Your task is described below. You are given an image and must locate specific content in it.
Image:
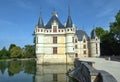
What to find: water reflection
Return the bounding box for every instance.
[0,60,77,82]
[35,64,73,82]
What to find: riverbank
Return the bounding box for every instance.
[0,58,36,62]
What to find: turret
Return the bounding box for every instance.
[90,29,100,57]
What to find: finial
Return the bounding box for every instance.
[40,8,42,17]
[68,5,70,16]
[52,8,58,17]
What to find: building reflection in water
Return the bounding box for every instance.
[35,64,74,82]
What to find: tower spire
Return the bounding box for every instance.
[68,6,70,16]
[66,6,73,28]
[38,8,44,28]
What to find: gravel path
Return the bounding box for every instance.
[79,58,120,82]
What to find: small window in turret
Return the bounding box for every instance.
[41,29,43,32]
[71,29,72,31]
[67,29,69,31]
[38,29,39,32]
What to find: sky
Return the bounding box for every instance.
[0,0,120,49]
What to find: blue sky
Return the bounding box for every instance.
[0,0,120,49]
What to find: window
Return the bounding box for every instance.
[75,53,78,57]
[50,30,51,32]
[72,37,74,43]
[83,39,86,43]
[53,37,57,43]
[75,45,78,49]
[53,26,57,32]
[53,47,57,54]
[67,29,69,31]
[96,43,98,54]
[38,29,39,32]
[83,44,86,49]
[36,37,38,43]
[62,30,63,32]
[75,39,77,43]
[53,74,57,81]
[83,50,86,54]
[41,29,43,32]
[59,30,60,32]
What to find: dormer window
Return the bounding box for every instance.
[53,26,57,32]
[83,39,86,43]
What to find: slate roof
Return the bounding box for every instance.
[45,12,65,29]
[66,16,73,28]
[38,17,44,28]
[76,30,89,41]
[91,29,96,39]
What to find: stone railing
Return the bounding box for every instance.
[68,59,117,82]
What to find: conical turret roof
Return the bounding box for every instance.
[38,16,44,28]
[66,15,73,27]
[91,29,96,39]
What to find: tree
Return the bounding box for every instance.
[109,10,120,55]
[23,45,35,58]
[10,46,22,58]
[0,47,9,59]
[91,27,109,41]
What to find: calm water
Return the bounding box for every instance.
[0,60,77,82]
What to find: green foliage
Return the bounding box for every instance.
[0,60,36,76]
[8,61,22,76]
[10,46,22,58]
[96,27,109,40]
[0,61,7,74]
[93,10,120,56]
[23,45,35,58]
[0,47,9,59]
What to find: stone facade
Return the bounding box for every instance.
[34,11,100,64]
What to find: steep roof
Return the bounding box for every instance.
[45,12,65,29]
[76,30,89,41]
[38,17,44,28]
[91,29,96,39]
[66,15,73,28]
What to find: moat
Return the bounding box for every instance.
[0,60,77,82]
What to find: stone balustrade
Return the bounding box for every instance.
[68,59,117,82]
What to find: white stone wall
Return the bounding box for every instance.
[66,34,75,53]
[37,55,74,64]
[90,37,100,57]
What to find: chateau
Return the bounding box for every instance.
[34,11,100,64]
